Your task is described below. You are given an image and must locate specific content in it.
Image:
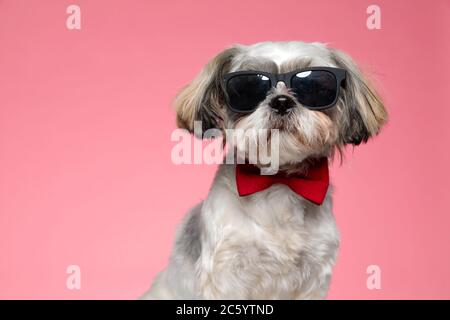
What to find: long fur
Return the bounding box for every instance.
[142,41,387,299]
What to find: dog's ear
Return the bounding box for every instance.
[330,48,388,145]
[174,46,241,138]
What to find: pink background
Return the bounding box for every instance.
[1,0,449,299]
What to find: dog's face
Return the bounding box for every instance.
[175,41,388,166]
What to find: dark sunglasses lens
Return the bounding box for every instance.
[291,70,338,108]
[226,74,271,112]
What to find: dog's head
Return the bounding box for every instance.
[175,41,387,166]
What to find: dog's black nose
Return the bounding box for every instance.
[269,95,295,115]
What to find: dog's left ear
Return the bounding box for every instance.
[174,46,241,138]
[330,48,388,145]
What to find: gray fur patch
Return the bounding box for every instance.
[176,211,202,262]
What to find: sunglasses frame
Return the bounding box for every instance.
[223,67,347,113]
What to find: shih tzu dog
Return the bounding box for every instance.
[143,41,387,299]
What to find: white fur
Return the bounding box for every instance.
[142,41,386,300]
[142,164,339,299]
[232,41,333,69]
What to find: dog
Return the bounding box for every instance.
[142,41,387,299]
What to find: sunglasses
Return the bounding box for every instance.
[223,67,346,113]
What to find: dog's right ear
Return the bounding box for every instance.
[174,46,241,138]
[330,48,388,146]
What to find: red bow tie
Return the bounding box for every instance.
[235,158,329,205]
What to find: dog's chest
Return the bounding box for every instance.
[205,185,323,299]
[239,185,308,252]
